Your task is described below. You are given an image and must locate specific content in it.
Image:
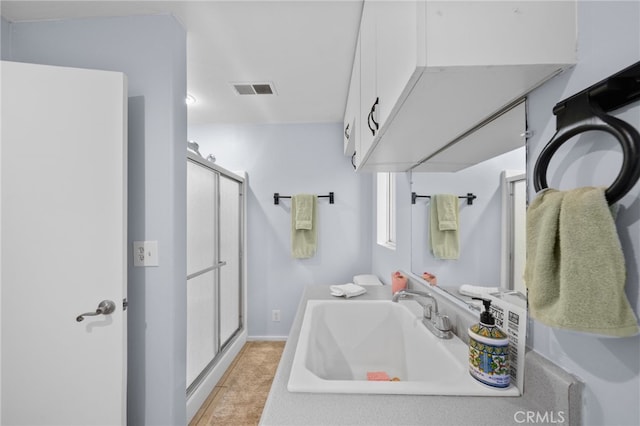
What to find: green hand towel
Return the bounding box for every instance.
[294,194,314,230]
[436,194,459,231]
[524,187,639,337]
[291,194,317,258]
[430,194,460,260]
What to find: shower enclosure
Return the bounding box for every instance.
[186,152,245,404]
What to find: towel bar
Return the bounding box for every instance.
[274,192,334,205]
[533,61,640,204]
[411,192,477,205]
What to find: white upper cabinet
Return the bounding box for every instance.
[348,0,577,172]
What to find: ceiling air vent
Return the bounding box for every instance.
[231,82,276,96]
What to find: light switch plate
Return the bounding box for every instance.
[133,241,159,267]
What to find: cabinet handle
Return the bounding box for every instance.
[367,97,379,136]
[351,152,356,170]
[344,123,350,140]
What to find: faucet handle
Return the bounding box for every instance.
[423,304,433,320]
[434,313,452,332]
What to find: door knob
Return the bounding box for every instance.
[76,300,116,322]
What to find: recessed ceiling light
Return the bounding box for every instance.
[185,94,197,105]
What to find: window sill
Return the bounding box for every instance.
[377,241,397,251]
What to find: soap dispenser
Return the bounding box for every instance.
[468,297,510,388]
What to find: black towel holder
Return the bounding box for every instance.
[274,192,334,205]
[533,61,640,205]
[411,192,477,205]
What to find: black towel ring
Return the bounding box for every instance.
[533,62,640,205]
[533,103,640,204]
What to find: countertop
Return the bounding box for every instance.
[259,285,580,426]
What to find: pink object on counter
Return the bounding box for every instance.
[422,272,437,286]
[391,271,407,294]
[367,371,390,381]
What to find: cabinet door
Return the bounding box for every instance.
[375,0,419,127]
[357,0,419,169]
[358,0,378,167]
[219,175,242,347]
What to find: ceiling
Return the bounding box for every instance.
[1,1,363,125]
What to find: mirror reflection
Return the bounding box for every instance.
[410,102,527,305]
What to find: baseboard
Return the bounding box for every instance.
[186,330,247,423]
[247,335,288,342]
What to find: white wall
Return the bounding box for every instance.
[188,122,373,338]
[525,2,640,425]
[410,147,525,285]
[6,15,188,425]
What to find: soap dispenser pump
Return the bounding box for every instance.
[468,297,510,388]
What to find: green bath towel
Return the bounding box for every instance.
[524,187,639,337]
[291,194,317,259]
[429,194,460,260]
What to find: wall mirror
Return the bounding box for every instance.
[409,101,528,306]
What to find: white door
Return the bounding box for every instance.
[1,61,127,426]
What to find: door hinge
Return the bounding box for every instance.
[123,298,128,311]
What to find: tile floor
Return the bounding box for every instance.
[189,341,286,426]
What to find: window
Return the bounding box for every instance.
[376,172,396,249]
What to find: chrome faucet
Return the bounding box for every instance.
[392,289,453,339]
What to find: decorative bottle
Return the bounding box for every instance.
[468,297,510,388]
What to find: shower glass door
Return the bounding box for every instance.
[186,160,219,388]
[186,157,244,393]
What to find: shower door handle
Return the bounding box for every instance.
[76,300,116,322]
[186,261,227,280]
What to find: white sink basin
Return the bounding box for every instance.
[287,299,519,396]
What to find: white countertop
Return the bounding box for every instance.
[259,285,578,426]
